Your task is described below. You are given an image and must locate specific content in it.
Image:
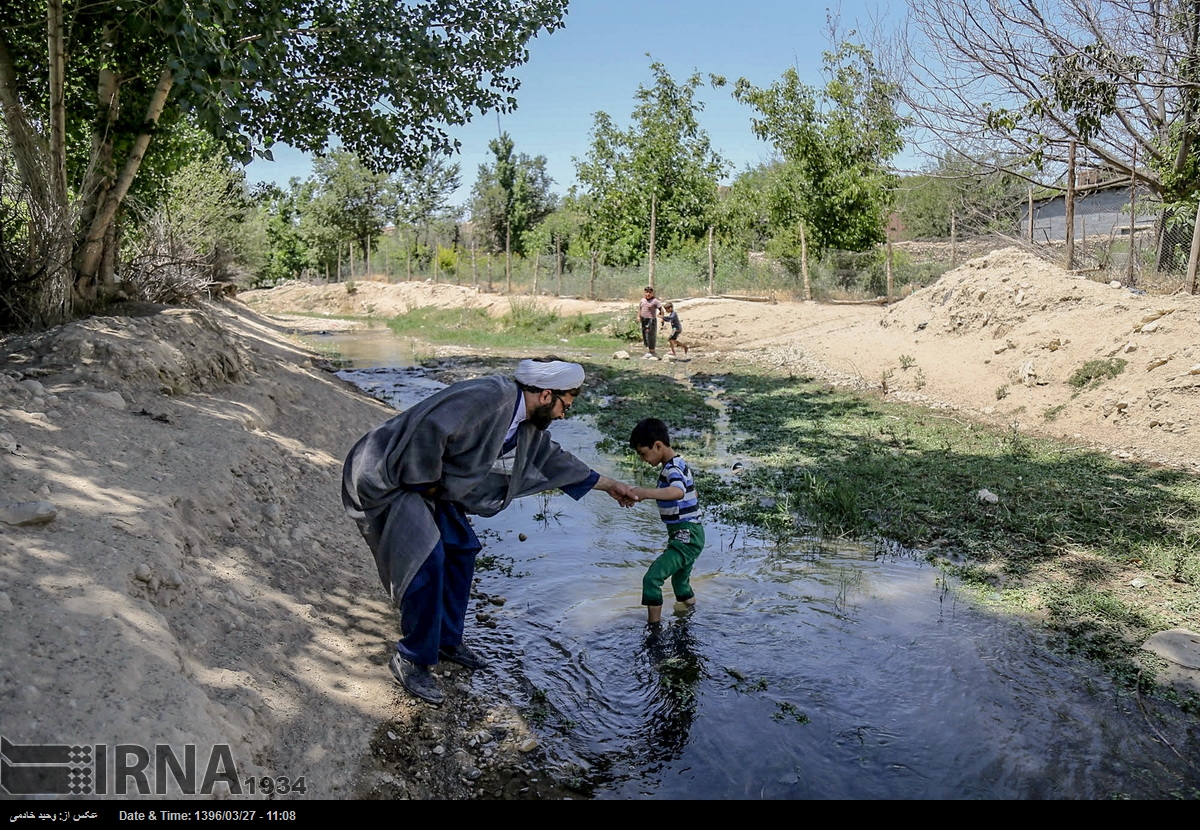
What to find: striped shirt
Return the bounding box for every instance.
[656,456,700,525]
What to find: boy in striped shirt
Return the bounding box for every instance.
[628,418,705,623]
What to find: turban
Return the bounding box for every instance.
[514,359,585,391]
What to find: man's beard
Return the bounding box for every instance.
[528,401,556,430]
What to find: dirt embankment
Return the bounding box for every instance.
[0,301,566,800]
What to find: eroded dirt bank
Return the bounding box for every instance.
[0,301,570,800]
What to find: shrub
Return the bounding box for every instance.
[1069,358,1128,389]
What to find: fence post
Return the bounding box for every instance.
[800,222,811,301]
[1185,200,1200,295]
[1065,140,1076,271]
[1127,147,1138,286]
[707,225,715,296]
[1028,188,1034,242]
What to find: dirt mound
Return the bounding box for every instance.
[874,248,1200,470]
[246,280,630,321]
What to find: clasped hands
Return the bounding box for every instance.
[599,477,639,507]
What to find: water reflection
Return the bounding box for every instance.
[327,338,1198,799]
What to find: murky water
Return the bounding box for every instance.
[328,334,1199,799]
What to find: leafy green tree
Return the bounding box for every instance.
[521,206,584,293]
[304,151,388,279]
[733,41,905,259]
[389,157,463,250]
[251,181,309,286]
[467,132,557,258]
[574,61,729,279]
[0,0,567,326]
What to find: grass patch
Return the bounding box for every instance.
[384,303,623,352]
[1069,357,1128,390]
[584,366,1200,700]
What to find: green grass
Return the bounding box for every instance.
[583,367,1200,704]
[1069,357,1128,389]
[383,303,630,352]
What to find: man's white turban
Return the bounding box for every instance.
[514,359,585,391]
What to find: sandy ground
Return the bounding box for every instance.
[250,248,1200,473]
[1,247,1197,801]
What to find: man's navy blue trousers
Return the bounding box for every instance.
[395,500,481,666]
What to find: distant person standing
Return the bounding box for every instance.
[660,302,689,357]
[639,286,662,359]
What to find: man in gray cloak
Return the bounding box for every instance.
[342,357,637,704]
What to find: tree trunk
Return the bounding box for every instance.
[0,35,61,320]
[886,239,894,304]
[47,0,67,210]
[1128,158,1138,286]
[590,251,598,300]
[707,225,715,295]
[1065,140,1076,270]
[0,37,51,211]
[950,212,957,267]
[532,250,540,295]
[75,67,174,293]
[505,221,512,293]
[800,221,811,301]
[647,191,657,289]
[1027,188,1034,242]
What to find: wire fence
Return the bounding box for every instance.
[303,183,1199,303]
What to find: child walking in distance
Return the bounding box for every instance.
[628,418,704,624]
[660,302,689,357]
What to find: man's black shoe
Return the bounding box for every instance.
[438,643,488,671]
[389,653,444,705]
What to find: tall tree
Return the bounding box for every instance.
[896,0,1200,204]
[467,132,556,257]
[894,152,1031,239]
[251,181,309,286]
[306,151,388,279]
[733,39,905,259]
[574,61,729,277]
[0,0,567,327]
[389,157,463,249]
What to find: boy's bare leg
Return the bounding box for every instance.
[647,604,663,623]
[683,342,689,355]
[682,597,696,606]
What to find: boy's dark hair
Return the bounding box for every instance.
[629,417,670,450]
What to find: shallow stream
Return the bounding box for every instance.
[322,333,1198,799]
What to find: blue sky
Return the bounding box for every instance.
[245,0,910,209]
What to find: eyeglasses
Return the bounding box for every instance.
[553,394,572,415]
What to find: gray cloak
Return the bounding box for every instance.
[341,375,593,605]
